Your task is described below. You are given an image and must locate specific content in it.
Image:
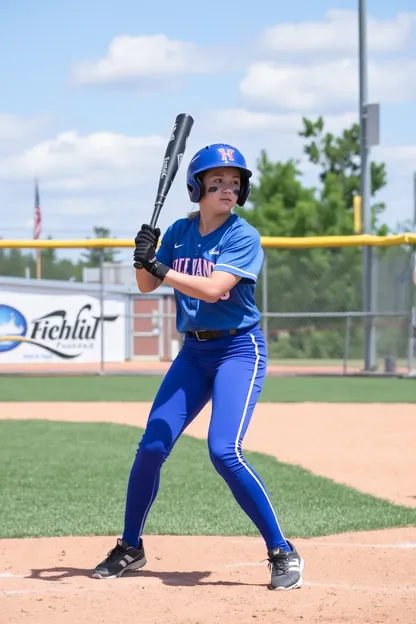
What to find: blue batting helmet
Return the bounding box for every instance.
[186,143,252,206]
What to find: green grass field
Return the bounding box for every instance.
[1,420,415,540]
[0,374,415,402]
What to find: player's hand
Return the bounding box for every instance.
[133,224,161,270]
[133,239,169,281]
[135,224,161,248]
[134,238,155,268]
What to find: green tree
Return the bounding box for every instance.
[0,239,6,274]
[238,156,322,237]
[39,235,58,279]
[299,116,388,235]
[37,235,81,281]
[237,116,390,360]
[80,226,120,267]
[42,234,57,265]
[0,248,29,277]
[0,235,83,281]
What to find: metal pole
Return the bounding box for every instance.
[99,251,105,375]
[262,251,268,342]
[126,293,133,361]
[359,0,376,370]
[157,297,164,360]
[343,315,351,375]
[409,255,416,376]
[413,172,416,228]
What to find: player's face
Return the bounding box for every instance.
[200,167,241,214]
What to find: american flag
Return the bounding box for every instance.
[33,178,41,240]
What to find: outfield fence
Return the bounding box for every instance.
[0,234,415,377]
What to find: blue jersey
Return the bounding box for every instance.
[156,212,263,333]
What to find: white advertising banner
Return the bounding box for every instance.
[0,291,126,364]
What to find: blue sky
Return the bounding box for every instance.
[1,0,416,263]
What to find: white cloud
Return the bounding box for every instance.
[72,34,221,87]
[208,107,357,135]
[0,130,166,191]
[205,107,416,227]
[247,11,416,114]
[2,111,416,243]
[262,10,416,56]
[0,114,49,141]
[207,108,303,133]
[239,59,416,111]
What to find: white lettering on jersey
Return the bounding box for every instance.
[172,256,230,300]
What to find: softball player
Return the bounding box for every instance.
[92,143,304,590]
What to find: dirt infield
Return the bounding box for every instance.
[1,402,416,623]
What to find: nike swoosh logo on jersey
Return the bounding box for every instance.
[174,243,184,248]
[209,248,220,254]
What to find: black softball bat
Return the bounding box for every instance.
[135,112,194,269]
[150,112,194,228]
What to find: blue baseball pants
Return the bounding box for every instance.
[122,323,289,552]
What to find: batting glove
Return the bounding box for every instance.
[134,239,169,281]
[133,224,161,270]
[136,224,161,247]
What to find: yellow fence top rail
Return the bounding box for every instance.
[0,233,415,249]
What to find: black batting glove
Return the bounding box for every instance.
[133,224,161,270]
[133,239,169,281]
[136,224,160,247]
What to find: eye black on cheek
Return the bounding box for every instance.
[207,186,218,193]
[233,188,240,196]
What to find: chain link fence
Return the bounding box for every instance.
[0,240,415,376]
[257,245,416,374]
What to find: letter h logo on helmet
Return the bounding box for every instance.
[218,147,235,162]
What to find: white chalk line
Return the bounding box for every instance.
[0,575,163,597]
[2,580,416,597]
[2,567,416,598]
[300,542,416,550]
[224,562,416,592]
[0,583,156,597]
[304,581,416,593]
[1,540,416,597]
[225,539,416,549]
[1,538,416,585]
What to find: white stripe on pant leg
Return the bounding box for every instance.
[138,423,188,538]
[233,333,286,541]
[138,472,159,537]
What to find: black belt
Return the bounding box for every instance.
[185,328,237,341]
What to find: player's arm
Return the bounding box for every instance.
[135,270,162,294]
[156,226,261,302]
[135,226,261,302]
[163,270,240,303]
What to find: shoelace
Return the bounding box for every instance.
[106,541,125,561]
[268,556,289,577]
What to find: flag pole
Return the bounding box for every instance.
[33,177,42,279]
[36,248,41,279]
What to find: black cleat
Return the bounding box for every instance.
[267,540,304,590]
[92,538,147,579]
